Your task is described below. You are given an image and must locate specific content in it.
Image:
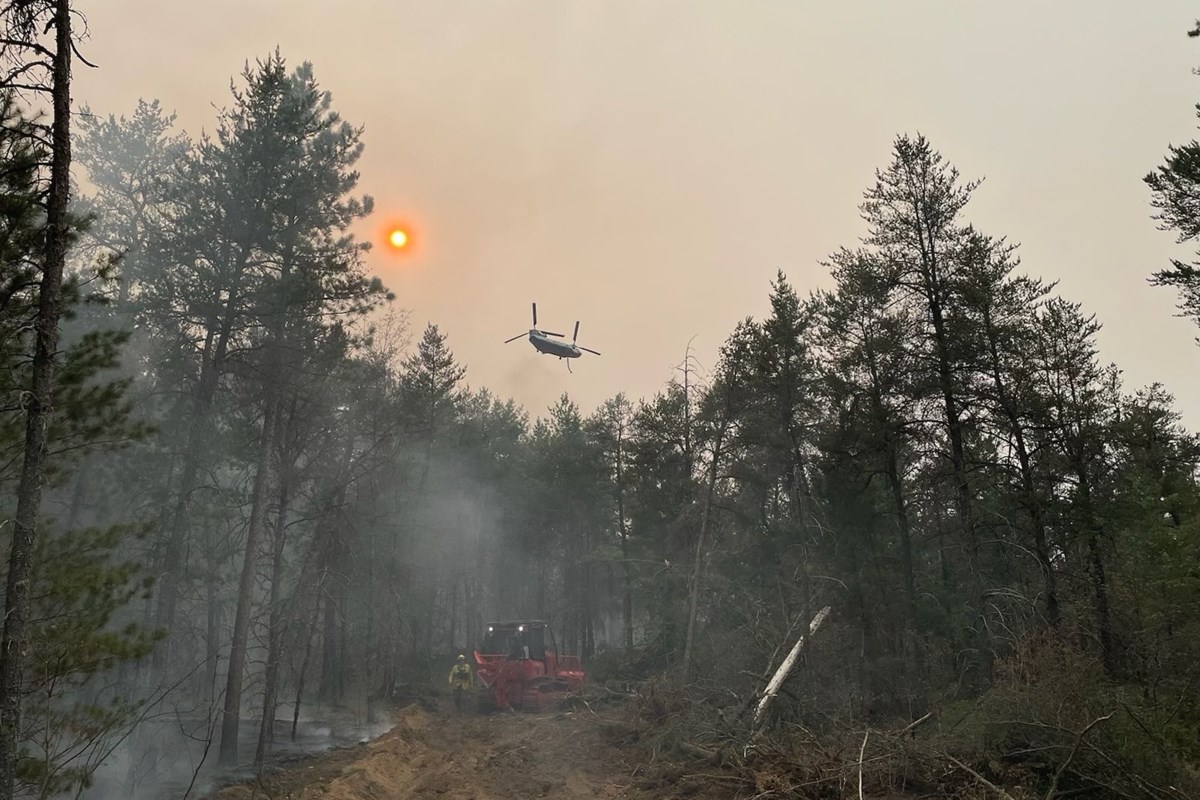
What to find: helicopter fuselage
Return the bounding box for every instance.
[504,305,598,365]
[528,330,581,359]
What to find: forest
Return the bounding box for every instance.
[2,3,1200,800]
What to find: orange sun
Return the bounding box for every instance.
[388,228,409,249]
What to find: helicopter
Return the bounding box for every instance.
[504,303,601,372]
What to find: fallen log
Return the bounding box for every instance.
[945,754,1018,800]
[899,710,933,737]
[751,606,832,730]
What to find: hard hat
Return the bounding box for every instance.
[457,653,466,661]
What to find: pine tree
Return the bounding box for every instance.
[0,2,79,794]
[214,53,386,767]
[400,323,467,444]
[860,134,980,552]
[74,99,189,305]
[1145,112,1200,340]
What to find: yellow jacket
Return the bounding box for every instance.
[448,661,473,688]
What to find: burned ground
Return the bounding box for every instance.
[207,703,659,800]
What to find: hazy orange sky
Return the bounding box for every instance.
[74,2,1200,424]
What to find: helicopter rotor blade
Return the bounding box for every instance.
[578,346,601,356]
[540,330,565,338]
[503,333,526,344]
[532,302,537,327]
[572,320,580,343]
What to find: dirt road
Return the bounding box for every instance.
[208,703,660,800]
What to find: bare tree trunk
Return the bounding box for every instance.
[292,571,326,742]
[204,556,221,704]
[0,4,72,794]
[883,439,917,610]
[538,557,547,622]
[681,489,710,682]
[255,473,291,771]
[682,427,725,682]
[218,399,280,766]
[606,403,634,654]
[320,584,341,703]
[365,531,377,724]
[617,468,633,654]
[580,527,594,660]
[1079,479,1115,674]
[338,594,349,700]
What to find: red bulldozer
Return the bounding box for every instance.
[473,620,585,712]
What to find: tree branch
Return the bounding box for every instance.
[945,753,1018,800]
[1044,713,1112,800]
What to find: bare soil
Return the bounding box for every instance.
[200,696,959,800]
[206,702,666,800]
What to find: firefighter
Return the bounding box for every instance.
[448,653,473,711]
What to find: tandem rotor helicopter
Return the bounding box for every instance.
[504,303,601,372]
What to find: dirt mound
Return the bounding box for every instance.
[207,703,644,800]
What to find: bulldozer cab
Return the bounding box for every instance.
[479,621,552,662]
